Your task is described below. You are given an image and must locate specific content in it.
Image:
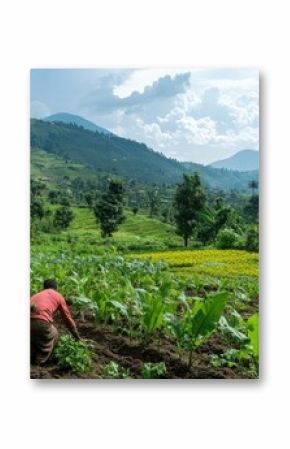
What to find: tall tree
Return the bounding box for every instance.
[147,189,161,217]
[94,180,125,237]
[248,180,259,195]
[53,206,74,229]
[174,173,206,246]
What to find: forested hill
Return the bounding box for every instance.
[31,119,182,185]
[181,162,258,191]
[31,119,258,190]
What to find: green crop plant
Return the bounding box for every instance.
[247,313,259,359]
[139,291,165,342]
[142,362,167,379]
[168,292,229,368]
[101,361,131,379]
[54,335,92,374]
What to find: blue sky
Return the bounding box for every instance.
[31,68,259,164]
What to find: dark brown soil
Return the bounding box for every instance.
[30,315,253,380]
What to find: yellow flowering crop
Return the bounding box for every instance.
[129,249,259,278]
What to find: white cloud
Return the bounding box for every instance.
[30,100,50,118]
[114,68,189,98]
[32,68,259,163]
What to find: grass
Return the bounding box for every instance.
[38,206,183,249]
[31,148,104,186]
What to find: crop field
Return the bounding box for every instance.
[130,249,259,278]
[31,242,259,379]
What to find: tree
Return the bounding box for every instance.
[244,194,259,223]
[94,180,125,237]
[31,179,46,196]
[249,180,259,195]
[48,190,59,204]
[214,206,231,232]
[53,206,74,229]
[85,193,94,209]
[245,226,259,252]
[216,228,241,249]
[174,173,206,246]
[30,198,45,219]
[147,189,160,217]
[59,196,71,207]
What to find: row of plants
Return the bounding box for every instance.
[31,252,259,376]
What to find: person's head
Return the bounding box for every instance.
[43,279,58,290]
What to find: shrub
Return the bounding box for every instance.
[54,335,92,374]
[216,228,241,249]
[245,226,259,252]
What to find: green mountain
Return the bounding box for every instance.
[209,149,259,171]
[181,162,258,191]
[31,119,258,190]
[44,112,111,135]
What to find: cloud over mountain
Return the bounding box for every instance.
[31,68,259,164]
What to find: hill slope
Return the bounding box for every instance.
[209,149,259,171]
[31,119,258,189]
[44,112,111,135]
[182,161,258,191]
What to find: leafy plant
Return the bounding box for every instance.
[210,348,252,369]
[216,228,241,249]
[54,335,92,374]
[168,292,229,368]
[247,313,259,359]
[101,361,131,379]
[142,362,166,379]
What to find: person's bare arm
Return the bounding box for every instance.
[58,295,81,340]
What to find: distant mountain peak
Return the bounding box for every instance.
[209,149,259,172]
[44,112,111,135]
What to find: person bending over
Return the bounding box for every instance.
[30,278,80,365]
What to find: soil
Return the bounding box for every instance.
[30,314,254,380]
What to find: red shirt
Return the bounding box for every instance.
[31,289,77,332]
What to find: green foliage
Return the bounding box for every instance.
[248,180,259,193]
[142,362,167,379]
[54,335,92,374]
[216,228,241,249]
[31,119,258,190]
[147,189,161,217]
[54,206,74,229]
[101,361,131,379]
[31,198,45,219]
[247,313,259,359]
[210,348,254,369]
[174,173,206,246]
[245,226,259,252]
[168,292,229,367]
[59,196,71,207]
[48,190,59,204]
[94,180,125,237]
[244,194,259,223]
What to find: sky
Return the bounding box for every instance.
[31,68,259,164]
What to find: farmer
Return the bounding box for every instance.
[30,278,81,365]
